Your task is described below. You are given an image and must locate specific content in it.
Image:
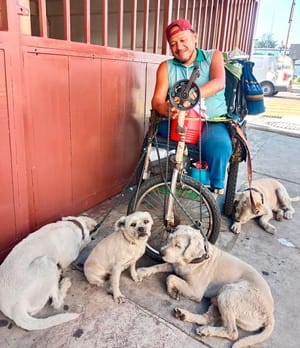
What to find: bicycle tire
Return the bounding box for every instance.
[127,173,221,261]
[223,161,239,216]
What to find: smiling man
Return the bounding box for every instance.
[151,19,232,195]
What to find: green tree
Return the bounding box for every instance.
[255,33,278,48]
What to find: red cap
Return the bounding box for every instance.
[166,19,193,41]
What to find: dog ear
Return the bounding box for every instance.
[62,216,73,221]
[183,235,203,262]
[79,216,98,231]
[145,212,154,226]
[243,198,250,207]
[115,216,126,231]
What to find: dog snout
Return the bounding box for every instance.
[138,226,148,237]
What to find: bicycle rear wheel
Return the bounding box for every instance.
[127,173,221,261]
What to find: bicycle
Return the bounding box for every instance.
[128,64,222,261]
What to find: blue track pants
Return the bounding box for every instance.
[200,121,232,190]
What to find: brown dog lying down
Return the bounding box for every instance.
[137,225,274,348]
[231,178,299,234]
[84,211,153,304]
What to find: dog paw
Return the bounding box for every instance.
[174,307,186,321]
[284,210,293,220]
[131,273,139,282]
[114,294,126,304]
[169,288,181,301]
[275,210,284,221]
[265,225,276,234]
[136,268,149,281]
[230,222,241,234]
[195,326,210,337]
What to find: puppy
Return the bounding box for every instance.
[84,211,153,304]
[231,178,299,234]
[137,225,274,348]
[0,215,97,331]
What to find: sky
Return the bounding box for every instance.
[255,0,299,46]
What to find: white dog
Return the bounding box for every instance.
[0,215,97,331]
[231,178,299,234]
[137,225,274,348]
[84,211,153,304]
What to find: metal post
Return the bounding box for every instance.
[284,0,296,56]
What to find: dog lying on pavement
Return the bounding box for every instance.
[0,215,97,331]
[136,225,274,348]
[84,211,153,304]
[231,178,299,234]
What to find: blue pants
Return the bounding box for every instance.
[200,122,232,190]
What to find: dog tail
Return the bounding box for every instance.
[13,310,79,331]
[290,195,300,202]
[231,317,274,348]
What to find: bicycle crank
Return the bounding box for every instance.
[169,62,201,111]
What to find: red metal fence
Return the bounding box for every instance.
[25,0,258,55]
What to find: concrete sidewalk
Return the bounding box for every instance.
[245,91,300,138]
[0,127,300,348]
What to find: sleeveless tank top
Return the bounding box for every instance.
[167,49,227,118]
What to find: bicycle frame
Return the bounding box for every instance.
[165,110,189,227]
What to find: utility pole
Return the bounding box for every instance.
[284,0,296,56]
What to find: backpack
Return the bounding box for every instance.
[225,60,265,119]
[224,61,248,120]
[242,61,265,115]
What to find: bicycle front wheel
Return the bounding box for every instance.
[127,174,221,261]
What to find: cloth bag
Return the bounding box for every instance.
[242,61,265,115]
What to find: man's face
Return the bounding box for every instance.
[168,29,197,64]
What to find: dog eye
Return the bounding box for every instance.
[131,222,137,227]
[144,220,149,224]
[175,243,182,248]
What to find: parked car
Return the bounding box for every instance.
[294,60,300,79]
[250,54,294,96]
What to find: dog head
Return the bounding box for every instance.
[115,211,153,244]
[62,215,98,248]
[161,225,208,264]
[233,190,264,223]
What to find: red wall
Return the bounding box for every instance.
[0,34,163,261]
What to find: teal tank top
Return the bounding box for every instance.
[167,49,227,119]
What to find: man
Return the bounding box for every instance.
[151,19,232,194]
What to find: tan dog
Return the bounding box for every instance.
[137,225,274,348]
[84,211,153,304]
[231,178,299,234]
[0,215,97,331]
